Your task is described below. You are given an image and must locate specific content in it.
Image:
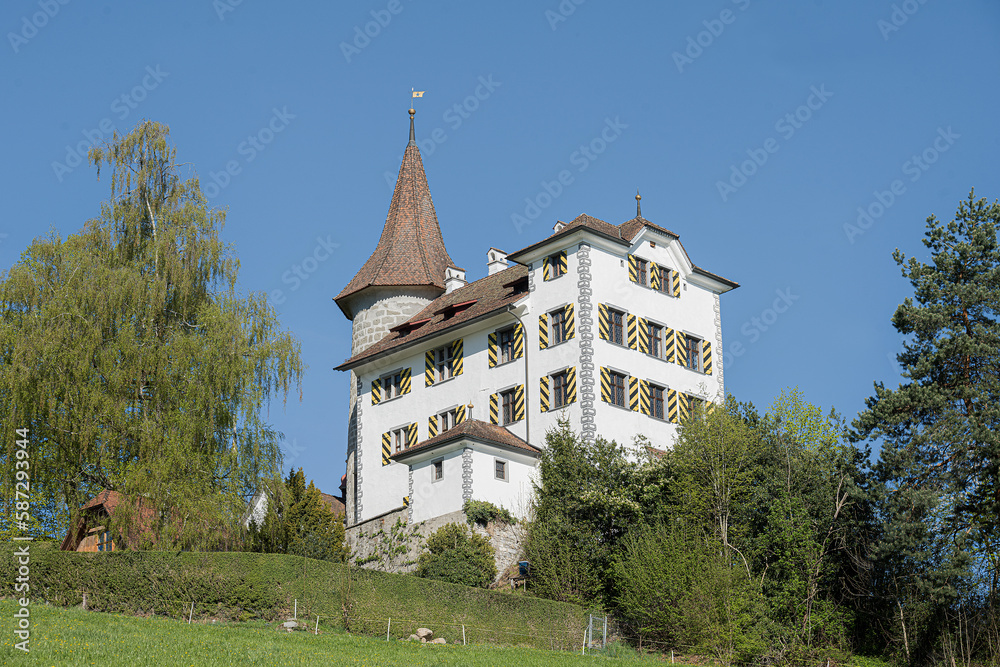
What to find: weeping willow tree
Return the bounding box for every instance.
[0,121,303,549]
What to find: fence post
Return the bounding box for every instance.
[188,601,194,624]
[603,616,607,648]
[294,599,297,620]
[315,616,320,635]
[463,624,466,646]
[386,617,391,641]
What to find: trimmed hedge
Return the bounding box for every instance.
[1,542,586,649]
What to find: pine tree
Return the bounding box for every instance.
[0,121,303,548]
[852,190,1000,536]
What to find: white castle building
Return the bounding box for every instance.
[334,110,738,529]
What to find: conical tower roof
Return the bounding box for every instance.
[335,110,455,317]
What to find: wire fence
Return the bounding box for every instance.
[68,589,596,653]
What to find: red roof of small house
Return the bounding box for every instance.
[60,490,158,551]
[391,419,541,461]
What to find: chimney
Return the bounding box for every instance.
[445,266,467,293]
[487,248,508,275]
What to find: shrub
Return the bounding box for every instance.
[463,499,517,526]
[416,523,496,588]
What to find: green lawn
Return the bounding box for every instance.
[0,600,661,666]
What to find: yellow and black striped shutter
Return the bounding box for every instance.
[679,393,691,422]
[664,326,676,362]
[539,376,550,412]
[400,367,411,394]
[565,303,576,339]
[598,304,610,341]
[456,404,467,423]
[627,314,638,350]
[514,384,525,421]
[425,350,435,386]
[428,414,438,438]
[557,251,567,275]
[371,378,382,405]
[514,323,524,360]
[703,341,713,375]
[381,431,391,465]
[639,379,650,415]
[403,495,410,507]
[599,367,611,403]
[637,317,650,354]
[566,367,577,404]
[671,270,680,297]
[650,263,661,291]
[489,393,499,425]
[628,254,639,283]
[542,255,551,281]
[488,332,498,368]
[667,389,679,423]
[451,338,464,376]
[676,331,688,367]
[628,377,640,412]
[407,422,418,448]
[538,313,549,349]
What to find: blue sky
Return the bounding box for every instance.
[3,1,998,496]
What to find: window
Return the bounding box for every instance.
[97,531,112,552]
[610,308,625,346]
[550,308,567,345]
[392,428,408,453]
[495,459,508,481]
[637,258,648,286]
[501,388,516,424]
[649,383,665,420]
[545,251,566,280]
[648,322,663,358]
[438,405,464,432]
[382,370,403,400]
[432,459,443,482]
[552,370,569,408]
[434,345,453,382]
[685,335,702,372]
[609,371,626,408]
[498,327,516,364]
[657,266,671,294]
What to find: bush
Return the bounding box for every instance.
[416,523,496,588]
[463,499,517,526]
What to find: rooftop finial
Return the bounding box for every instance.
[408,108,416,146]
[635,190,642,218]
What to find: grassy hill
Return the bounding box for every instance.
[0,600,657,666]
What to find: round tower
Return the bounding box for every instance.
[334,109,455,526]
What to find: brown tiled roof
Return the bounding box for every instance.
[334,121,455,313]
[320,492,346,517]
[391,419,541,461]
[618,216,679,242]
[335,265,529,370]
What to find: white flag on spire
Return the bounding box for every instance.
[412,91,425,98]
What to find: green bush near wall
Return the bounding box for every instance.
[1,542,587,649]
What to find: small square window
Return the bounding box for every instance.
[546,252,566,280]
[433,460,443,482]
[434,346,454,382]
[382,371,404,400]
[495,459,508,481]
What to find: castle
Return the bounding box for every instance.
[335,110,737,531]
